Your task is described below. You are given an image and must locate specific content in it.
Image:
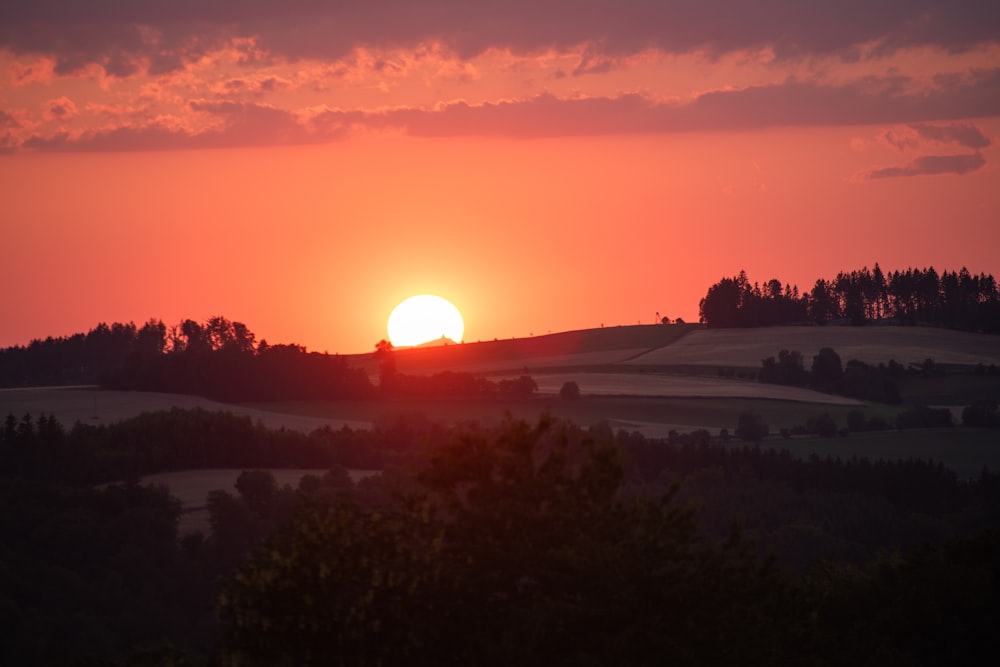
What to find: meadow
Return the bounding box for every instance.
[4,322,998,481]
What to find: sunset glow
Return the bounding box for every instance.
[1,2,998,352]
[387,295,464,347]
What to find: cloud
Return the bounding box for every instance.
[909,122,991,149]
[0,109,20,128]
[882,121,993,152]
[44,96,78,121]
[860,151,987,179]
[18,99,356,152]
[379,70,1000,138]
[7,67,1000,152]
[1,1,998,76]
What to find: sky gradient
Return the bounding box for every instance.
[2,1,999,353]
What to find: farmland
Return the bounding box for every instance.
[4,323,998,479]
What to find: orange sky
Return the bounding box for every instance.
[2,2,999,353]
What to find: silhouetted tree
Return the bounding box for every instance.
[559,380,581,400]
[811,347,844,393]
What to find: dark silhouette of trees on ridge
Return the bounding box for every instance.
[700,265,1000,333]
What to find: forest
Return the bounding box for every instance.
[2,409,999,665]
[699,264,1000,332]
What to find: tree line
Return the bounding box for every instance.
[758,346,902,403]
[700,265,1000,332]
[0,316,538,402]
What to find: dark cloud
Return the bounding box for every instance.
[383,69,1000,137]
[10,68,1000,152]
[909,122,992,149]
[0,131,17,154]
[862,151,987,179]
[46,97,77,119]
[1,1,997,75]
[19,100,352,152]
[0,110,19,128]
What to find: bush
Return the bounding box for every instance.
[896,406,954,430]
[559,381,581,400]
[736,410,769,442]
[962,401,1000,428]
[805,413,839,438]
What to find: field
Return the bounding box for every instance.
[623,325,1000,369]
[5,323,998,480]
[0,386,368,432]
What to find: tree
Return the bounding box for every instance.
[759,349,807,387]
[811,347,844,393]
[736,410,769,442]
[235,470,278,515]
[219,416,788,666]
[559,380,581,400]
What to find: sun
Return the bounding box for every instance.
[387,294,464,347]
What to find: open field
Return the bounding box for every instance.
[7,324,997,479]
[530,372,862,404]
[625,325,1000,369]
[351,323,694,376]
[348,324,999,410]
[0,386,369,432]
[251,396,890,435]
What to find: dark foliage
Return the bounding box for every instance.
[699,272,807,328]
[700,265,1000,333]
[559,380,582,400]
[0,409,441,485]
[962,400,1000,428]
[735,409,769,442]
[4,410,1000,665]
[895,405,954,429]
[0,316,375,402]
[219,416,793,666]
[0,479,216,665]
[379,368,538,400]
[759,347,901,404]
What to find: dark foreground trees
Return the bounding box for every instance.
[219,416,791,666]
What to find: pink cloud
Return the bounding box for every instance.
[0,109,19,128]
[909,122,991,149]
[859,151,987,179]
[44,96,78,121]
[8,68,1000,153]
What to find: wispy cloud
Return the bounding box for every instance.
[9,68,1000,152]
[861,151,987,179]
[44,96,78,121]
[908,122,991,149]
[859,119,993,180]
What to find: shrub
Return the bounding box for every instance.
[736,410,769,442]
[559,381,581,400]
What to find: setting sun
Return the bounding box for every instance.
[387,295,464,347]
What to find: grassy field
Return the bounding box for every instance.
[351,323,695,376]
[625,325,1000,368]
[0,386,369,432]
[7,324,997,479]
